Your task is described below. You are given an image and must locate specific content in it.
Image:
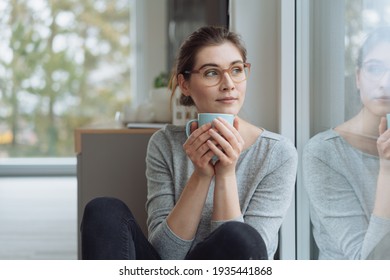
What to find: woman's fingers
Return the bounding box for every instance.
[205,119,244,165]
[212,118,244,151]
[377,117,390,160]
[379,117,387,136]
[183,122,216,171]
[185,123,211,146]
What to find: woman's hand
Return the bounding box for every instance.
[373,117,390,218]
[377,117,390,161]
[207,117,245,176]
[183,121,215,177]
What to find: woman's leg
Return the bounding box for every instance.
[186,221,268,260]
[80,197,160,260]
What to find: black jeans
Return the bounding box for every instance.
[81,197,268,260]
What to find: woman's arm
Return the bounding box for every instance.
[373,117,390,218]
[146,127,215,259]
[165,170,213,240]
[207,117,244,221]
[165,122,215,240]
[244,140,297,259]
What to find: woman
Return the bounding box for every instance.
[81,26,297,260]
[303,26,390,259]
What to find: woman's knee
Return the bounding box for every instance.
[217,222,257,240]
[216,222,268,258]
[81,197,138,259]
[82,197,132,229]
[187,222,268,260]
[84,197,128,216]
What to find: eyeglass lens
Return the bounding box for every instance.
[363,62,390,80]
[201,63,249,86]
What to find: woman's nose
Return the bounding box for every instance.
[379,71,390,90]
[220,72,235,91]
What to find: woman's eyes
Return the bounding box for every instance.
[203,69,220,77]
[366,64,386,75]
[231,66,244,75]
[203,66,244,78]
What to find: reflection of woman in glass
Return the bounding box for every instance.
[303,27,390,259]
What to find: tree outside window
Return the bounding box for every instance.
[0,0,132,157]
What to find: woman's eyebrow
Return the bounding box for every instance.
[363,59,384,64]
[198,60,244,70]
[198,63,219,70]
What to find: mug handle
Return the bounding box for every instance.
[387,113,390,130]
[185,119,198,137]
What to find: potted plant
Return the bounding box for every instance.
[149,72,172,123]
[153,72,169,89]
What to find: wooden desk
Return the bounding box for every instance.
[75,122,159,258]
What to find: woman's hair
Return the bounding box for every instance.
[169,26,247,106]
[357,26,390,68]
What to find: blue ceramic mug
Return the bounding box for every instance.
[387,113,390,129]
[185,113,235,137]
[185,113,235,163]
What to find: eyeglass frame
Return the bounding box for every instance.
[182,62,251,87]
[361,60,390,81]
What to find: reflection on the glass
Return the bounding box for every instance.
[303,26,390,259]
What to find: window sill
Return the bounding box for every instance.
[0,157,76,176]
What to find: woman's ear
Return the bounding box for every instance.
[178,74,191,97]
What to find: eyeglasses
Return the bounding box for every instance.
[361,61,390,81]
[183,62,251,87]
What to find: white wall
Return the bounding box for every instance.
[230,0,280,132]
[134,0,168,106]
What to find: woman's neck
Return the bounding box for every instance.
[335,109,381,156]
[237,117,263,150]
[346,109,381,137]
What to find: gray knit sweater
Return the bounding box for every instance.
[145,124,297,259]
[303,129,390,259]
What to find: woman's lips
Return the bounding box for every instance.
[375,96,390,101]
[216,97,238,104]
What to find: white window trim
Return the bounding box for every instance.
[0,158,76,176]
[296,0,312,260]
[278,0,296,260]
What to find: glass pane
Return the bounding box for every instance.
[0,0,131,158]
[302,0,390,259]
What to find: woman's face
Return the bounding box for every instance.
[356,42,390,117]
[180,42,247,115]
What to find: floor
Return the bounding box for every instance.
[0,177,77,260]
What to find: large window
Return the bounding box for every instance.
[297,0,390,259]
[0,0,132,158]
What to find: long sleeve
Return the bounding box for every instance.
[145,127,194,259]
[145,126,298,260]
[303,130,390,259]
[240,134,297,258]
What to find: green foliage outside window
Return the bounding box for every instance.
[0,0,132,157]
